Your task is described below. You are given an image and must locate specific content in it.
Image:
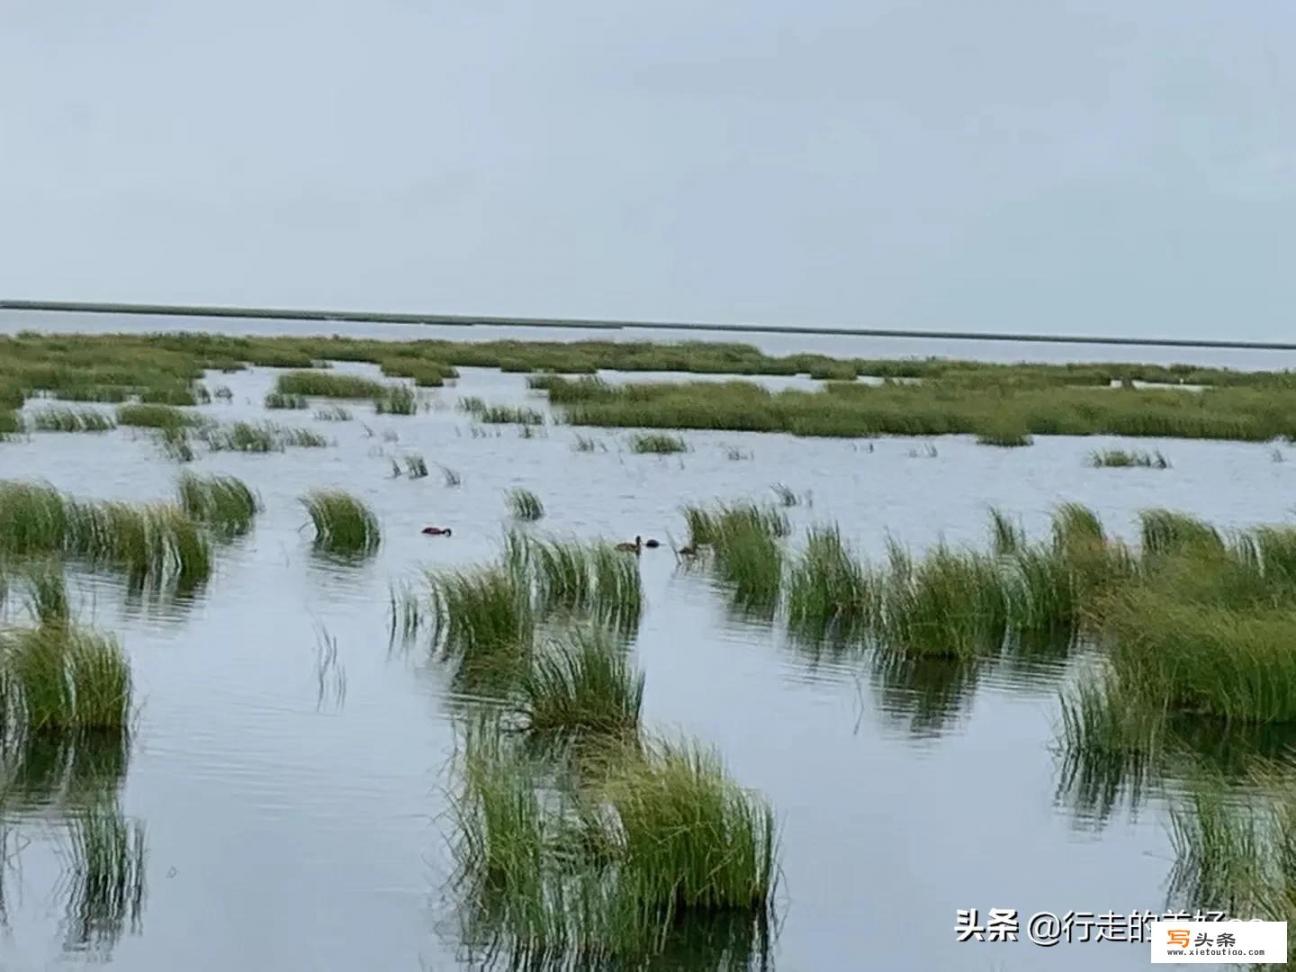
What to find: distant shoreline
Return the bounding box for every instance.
[3,298,1294,352]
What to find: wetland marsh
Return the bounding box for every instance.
[3,313,1296,969]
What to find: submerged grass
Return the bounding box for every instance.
[1089,448,1170,469]
[477,405,545,426]
[176,472,259,537]
[508,488,545,522]
[313,404,352,421]
[201,422,327,452]
[302,490,380,557]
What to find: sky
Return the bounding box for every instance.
[2,0,1293,339]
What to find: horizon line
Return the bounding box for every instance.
[3,298,1295,352]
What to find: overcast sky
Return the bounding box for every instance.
[2,1,1292,338]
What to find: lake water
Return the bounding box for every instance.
[1,311,1287,970]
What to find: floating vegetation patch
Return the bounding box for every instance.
[28,407,116,433]
[507,488,545,521]
[176,472,259,537]
[302,490,380,557]
[403,454,429,478]
[630,432,688,454]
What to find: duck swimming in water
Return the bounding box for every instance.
[615,536,642,553]
[421,526,453,536]
[644,539,661,549]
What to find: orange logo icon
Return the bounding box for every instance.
[1167,928,1191,949]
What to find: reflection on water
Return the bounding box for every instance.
[59,804,147,953]
[870,651,983,739]
[0,732,130,812]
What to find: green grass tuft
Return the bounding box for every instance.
[27,407,116,433]
[275,371,384,398]
[264,392,307,409]
[630,432,688,454]
[176,472,259,537]
[302,490,380,557]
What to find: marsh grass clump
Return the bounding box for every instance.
[478,405,545,426]
[28,408,116,433]
[403,454,429,478]
[1089,449,1170,469]
[63,802,147,949]
[379,358,454,387]
[0,483,212,592]
[201,422,327,452]
[975,422,1033,447]
[458,396,487,416]
[450,727,777,966]
[1140,509,1224,559]
[600,740,777,915]
[630,432,688,455]
[439,464,463,487]
[508,488,545,522]
[787,525,873,643]
[1,624,133,733]
[374,384,418,415]
[513,628,644,738]
[115,404,197,430]
[682,502,790,549]
[713,518,783,612]
[877,543,1008,658]
[506,534,644,632]
[275,371,384,399]
[427,565,534,670]
[176,472,259,537]
[313,404,352,421]
[302,490,380,557]
[573,435,603,453]
[1104,593,1296,723]
[264,392,307,410]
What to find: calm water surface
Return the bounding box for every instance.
[1,314,1286,970]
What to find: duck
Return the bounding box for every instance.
[615,536,642,553]
[421,526,453,537]
[677,543,698,557]
[644,538,661,549]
